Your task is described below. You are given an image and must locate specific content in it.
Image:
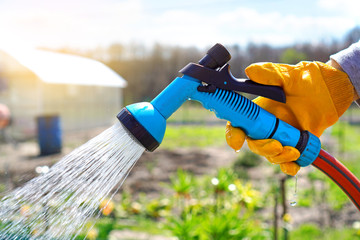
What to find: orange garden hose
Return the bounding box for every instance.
[312,149,360,211]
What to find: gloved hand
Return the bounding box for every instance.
[226,61,354,175]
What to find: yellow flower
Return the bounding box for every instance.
[131,202,142,214]
[283,213,292,223]
[99,199,115,216]
[86,228,98,240]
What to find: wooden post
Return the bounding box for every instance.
[274,190,278,240]
[280,177,289,240]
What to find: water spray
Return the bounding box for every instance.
[117,43,360,211]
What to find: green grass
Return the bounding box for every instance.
[167,101,223,124]
[290,224,360,240]
[159,125,227,149]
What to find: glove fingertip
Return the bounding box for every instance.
[245,62,284,86]
[269,146,300,164]
[280,162,300,176]
[247,138,283,157]
[225,123,246,151]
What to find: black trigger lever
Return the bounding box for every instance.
[179,63,286,103]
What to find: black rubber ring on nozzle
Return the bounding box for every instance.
[117,108,160,152]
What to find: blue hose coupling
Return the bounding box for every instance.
[295,131,321,167]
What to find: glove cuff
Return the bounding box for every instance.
[317,62,354,117]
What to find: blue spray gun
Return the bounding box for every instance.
[118,44,360,210]
[117,43,321,168]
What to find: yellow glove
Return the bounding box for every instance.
[226,61,354,176]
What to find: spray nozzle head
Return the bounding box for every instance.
[117,102,166,152]
[198,43,231,69]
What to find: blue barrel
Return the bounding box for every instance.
[36,115,62,155]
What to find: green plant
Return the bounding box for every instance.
[78,168,271,239]
[170,169,195,199]
[166,168,267,240]
[233,180,262,210]
[290,224,322,239]
[212,168,236,194]
[202,207,265,240]
[203,209,241,240]
[93,218,114,239]
[145,198,171,219]
[290,225,360,240]
[167,213,201,240]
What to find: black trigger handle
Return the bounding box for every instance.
[180,63,286,103]
[235,79,286,103]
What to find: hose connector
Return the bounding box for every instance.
[295,131,321,167]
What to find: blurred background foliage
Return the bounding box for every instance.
[46,26,360,104]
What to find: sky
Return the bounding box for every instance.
[0,0,360,50]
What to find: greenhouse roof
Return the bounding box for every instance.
[2,48,127,88]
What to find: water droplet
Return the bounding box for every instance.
[235,149,241,153]
[289,175,298,207]
[35,165,50,174]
